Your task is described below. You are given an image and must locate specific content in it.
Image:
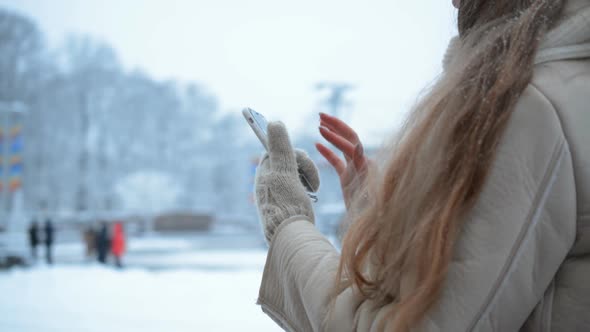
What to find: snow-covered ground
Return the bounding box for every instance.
[0,237,281,332]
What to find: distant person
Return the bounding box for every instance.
[111,222,126,268]
[43,219,54,265]
[27,220,40,260]
[96,222,110,264]
[83,226,96,260]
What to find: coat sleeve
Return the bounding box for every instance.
[257,85,577,332]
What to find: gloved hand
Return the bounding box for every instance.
[255,122,320,244]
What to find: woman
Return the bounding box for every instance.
[254,0,590,331]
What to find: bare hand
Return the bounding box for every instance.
[315,113,369,209]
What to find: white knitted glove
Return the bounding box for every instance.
[255,122,320,244]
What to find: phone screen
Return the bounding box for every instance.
[243,108,270,150]
[249,109,268,136]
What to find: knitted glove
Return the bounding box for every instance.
[255,122,320,244]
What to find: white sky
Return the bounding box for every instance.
[0,0,458,144]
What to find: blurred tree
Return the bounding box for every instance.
[55,35,121,214]
[0,9,49,216]
[0,9,43,102]
[0,8,270,225]
[174,83,218,211]
[209,111,259,221]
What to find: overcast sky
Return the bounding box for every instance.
[0,0,457,144]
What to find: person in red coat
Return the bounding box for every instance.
[111,222,126,268]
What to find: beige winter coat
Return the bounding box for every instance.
[257,1,590,331]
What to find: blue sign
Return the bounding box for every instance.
[10,163,22,175]
[10,136,22,153]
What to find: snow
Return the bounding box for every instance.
[55,237,195,255]
[127,237,194,251]
[125,251,268,270]
[0,253,280,331]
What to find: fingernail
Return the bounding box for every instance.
[355,143,364,156]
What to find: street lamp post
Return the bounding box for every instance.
[315,82,355,120]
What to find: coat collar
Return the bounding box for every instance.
[442,0,590,69]
[536,1,590,64]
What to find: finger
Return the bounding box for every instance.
[267,122,297,174]
[352,143,368,172]
[319,121,355,157]
[295,149,320,192]
[319,113,360,146]
[255,153,271,183]
[319,120,345,141]
[319,126,356,161]
[315,143,346,176]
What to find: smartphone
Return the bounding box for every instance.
[242,108,318,202]
[242,107,269,150]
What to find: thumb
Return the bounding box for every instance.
[295,149,320,192]
[267,121,297,174]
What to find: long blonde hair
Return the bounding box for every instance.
[336,1,565,330]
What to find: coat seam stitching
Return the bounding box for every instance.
[467,141,565,331]
[259,297,300,332]
[528,83,572,154]
[528,83,560,123]
[529,81,579,224]
[543,280,555,332]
